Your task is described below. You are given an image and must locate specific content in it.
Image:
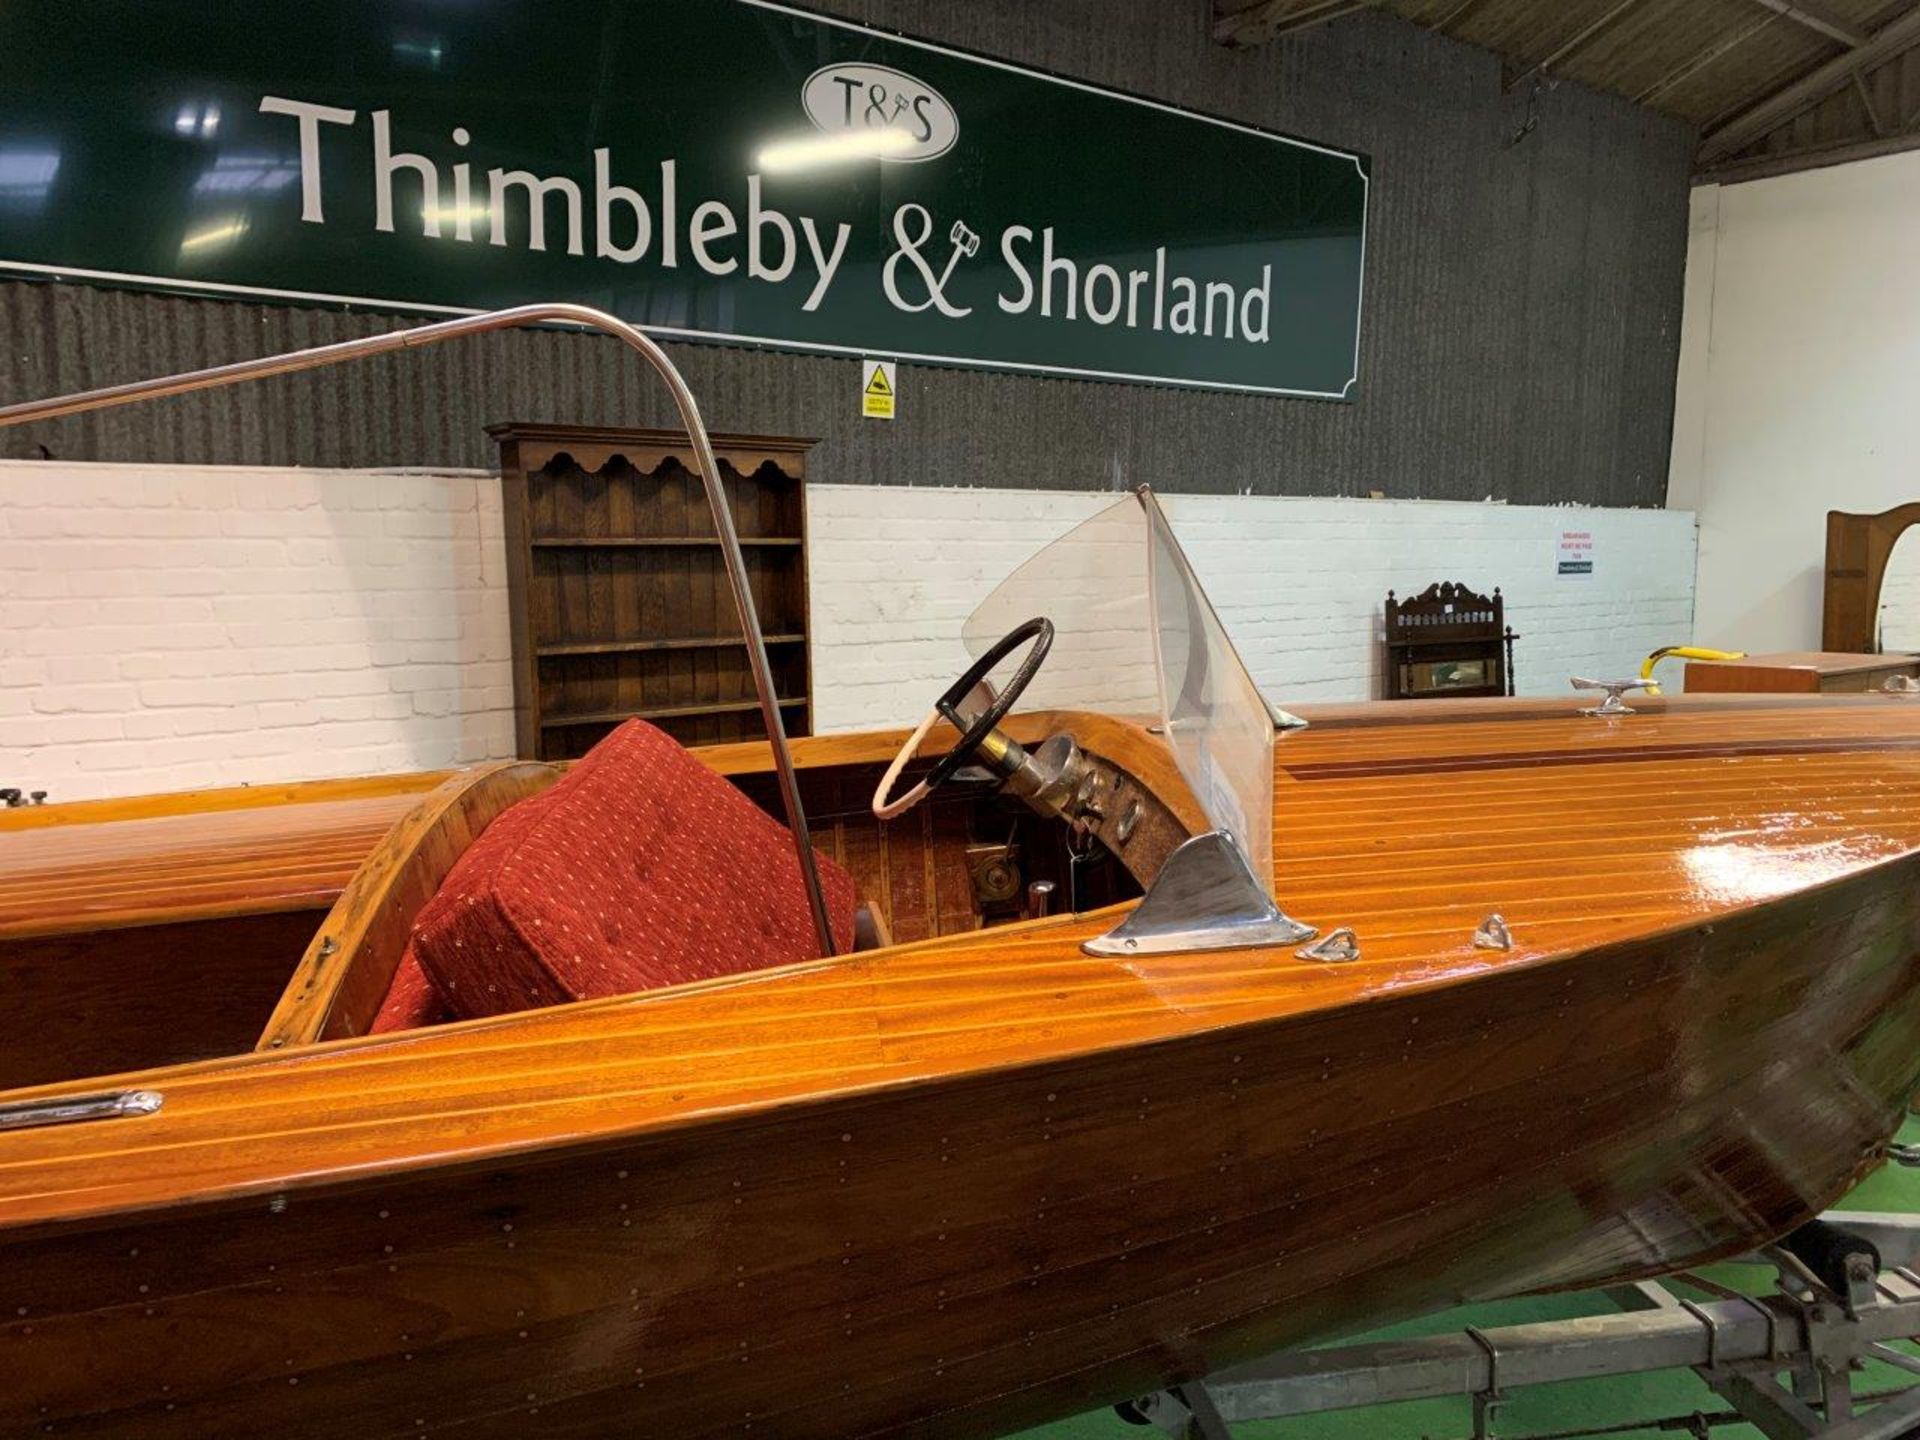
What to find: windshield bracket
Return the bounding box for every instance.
[1082,830,1315,958]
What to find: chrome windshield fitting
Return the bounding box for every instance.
[1473,913,1514,951]
[0,1088,162,1133]
[1571,676,1653,716]
[1082,831,1315,958]
[1296,928,1359,963]
[1025,880,1056,920]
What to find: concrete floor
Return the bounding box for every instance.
[1009,1115,1920,1440]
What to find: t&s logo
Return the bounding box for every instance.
[801,63,958,162]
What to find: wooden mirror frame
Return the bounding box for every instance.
[1824,502,1920,652]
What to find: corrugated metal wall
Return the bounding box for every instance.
[0,2,1694,506]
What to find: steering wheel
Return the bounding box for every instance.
[871,617,1054,820]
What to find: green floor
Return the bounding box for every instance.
[1007,1116,1920,1440]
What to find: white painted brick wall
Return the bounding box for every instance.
[806,485,1698,732]
[0,460,517,801]
[1,461,1696,802]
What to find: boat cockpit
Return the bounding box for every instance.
[0,310,1304,1119]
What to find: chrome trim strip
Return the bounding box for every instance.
[0,1089,163,1133]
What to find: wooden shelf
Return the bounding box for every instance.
[487,421,817,480]
[541,697,809,728]
[530,536,803,549]
[494,422,816,760]
[536,634,806,658]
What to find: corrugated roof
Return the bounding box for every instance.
[1217,0,1920,177]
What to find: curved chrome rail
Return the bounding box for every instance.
[0,303,837,956]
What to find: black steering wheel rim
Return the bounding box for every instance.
[922,616,1054,793]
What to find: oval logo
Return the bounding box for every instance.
[801,63,958,163]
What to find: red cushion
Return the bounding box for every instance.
[407,720,856,1020]
[368,945,449,1033]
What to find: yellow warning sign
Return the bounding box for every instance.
[861,358,896,421]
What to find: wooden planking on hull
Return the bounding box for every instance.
[6,696,1920,1436]
[4,850,1916,1438]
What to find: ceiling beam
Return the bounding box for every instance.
[1430,0,1492,37]
[1505,0,1644,93]
[1697,127,1920,183]
[1213,0,1377,47]
[1852,70,1890,134]
[1698,4,1920,164]
[1743,0,1870,50]
[1636,10,1779,105]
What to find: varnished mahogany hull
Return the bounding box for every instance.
[7,852,1918,1439]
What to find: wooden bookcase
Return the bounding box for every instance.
[489,423,815,761]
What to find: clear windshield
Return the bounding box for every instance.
[961,490,1275,891]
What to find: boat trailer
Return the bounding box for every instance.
[1120,1208,1920,1440]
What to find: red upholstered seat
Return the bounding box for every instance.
[391,719,856,1023]
[369,946,449,1033]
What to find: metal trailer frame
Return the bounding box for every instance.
[1122,1210,1920,1440]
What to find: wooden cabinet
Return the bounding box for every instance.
[1383,582,1516,700]
[1683,651,1920,694]
[489,424,815,760]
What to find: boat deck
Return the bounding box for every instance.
[1275,694,1920,969]
[0,773,447,940]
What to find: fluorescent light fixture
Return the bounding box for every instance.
[178,215,249,256]
[756,127,914,174]
[172,102,220,140]
[192,155,299,195]
[0,148,60,197]
[422,201,492,234]
[392,36,445,67]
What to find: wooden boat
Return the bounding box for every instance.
[4,311,1920,1438]
[12,692,1920,1437]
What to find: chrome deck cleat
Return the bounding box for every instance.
[1296,928,1360,963]
[1572,676,1653,716]
[1472,913,1514,951]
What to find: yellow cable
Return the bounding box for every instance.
[1640,646,1746,696]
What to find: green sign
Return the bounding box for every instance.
[0,1,1370,398]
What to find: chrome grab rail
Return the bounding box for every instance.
[0,1088,162,1132]
[0,303,836,957]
